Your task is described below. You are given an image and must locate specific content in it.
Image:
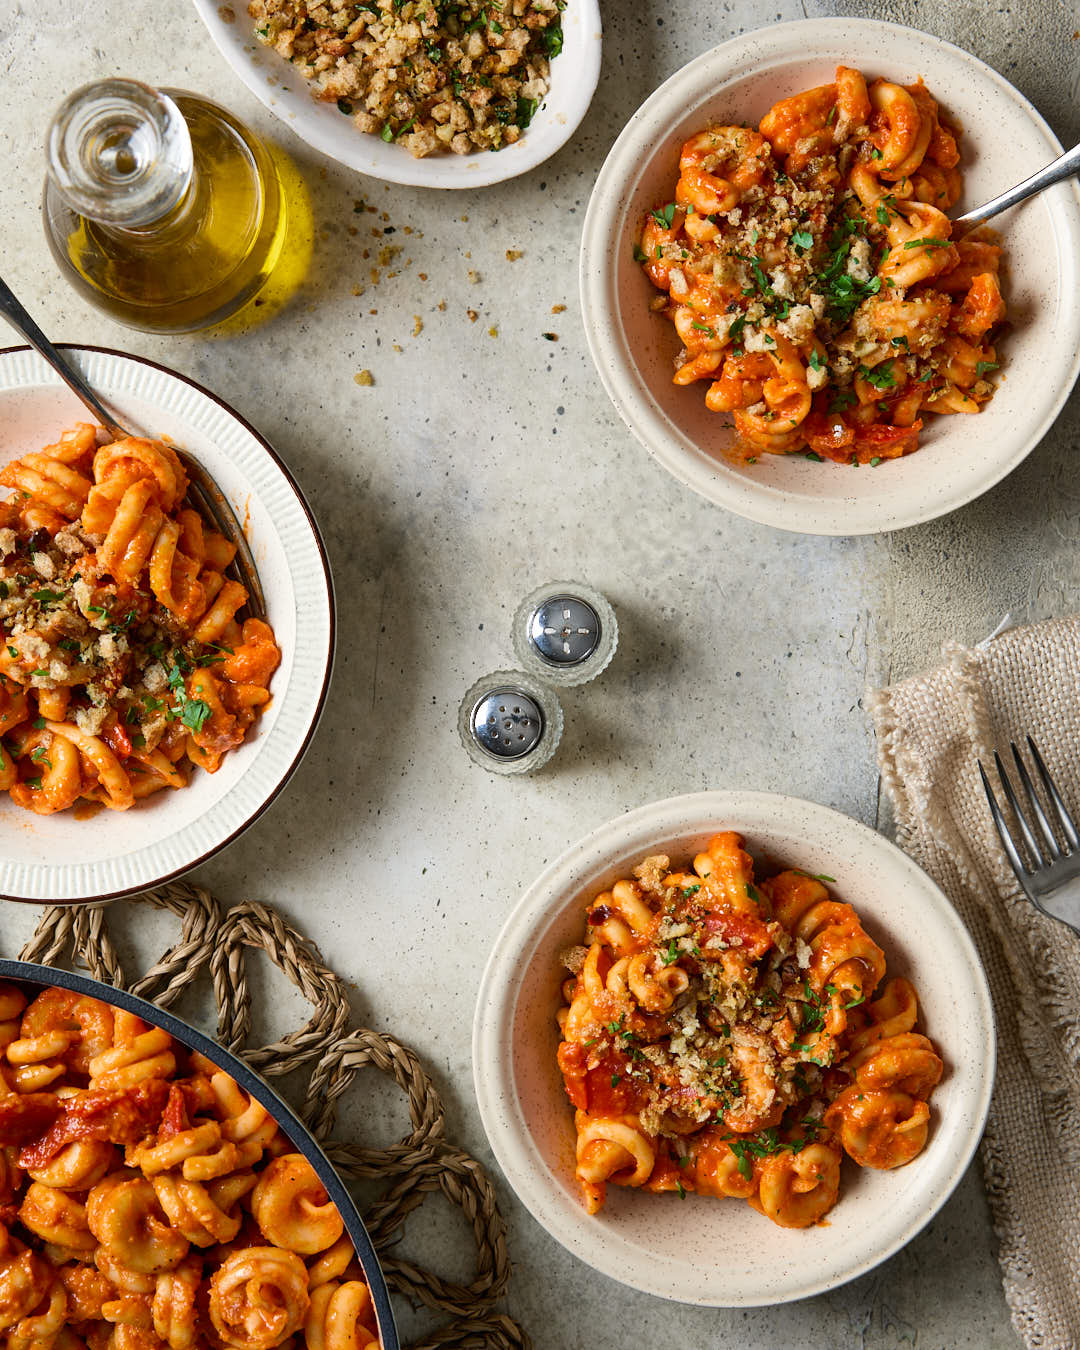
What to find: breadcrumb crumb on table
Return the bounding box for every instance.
[354,370,374,386]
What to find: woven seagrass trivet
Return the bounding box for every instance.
[13,883,530,1350]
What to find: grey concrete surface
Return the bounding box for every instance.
[3,0,1078,1344]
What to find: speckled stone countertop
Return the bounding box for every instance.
[3,0,1078,1345]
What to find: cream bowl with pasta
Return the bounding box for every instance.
[0,345,334,903]
[472,790,994,1305]
[579,18,1080,534]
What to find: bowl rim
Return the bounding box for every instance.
[189,0,603,189]
[0,343,336,906]
[579,16,1080,535]
[472,788,997,1306]
[0,957,400,1350]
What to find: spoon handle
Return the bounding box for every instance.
[954,140,1080,230]
[0,276,129,439]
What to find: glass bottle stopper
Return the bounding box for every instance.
[46,78,193,227]
[458,671,563,776]
[512,580,618,687]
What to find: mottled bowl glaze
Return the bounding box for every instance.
[579,18,1080,534]
[473,791,995,1305]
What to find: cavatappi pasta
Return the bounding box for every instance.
[639,66,1006,463]
[0,982,383,1350]
[0,425,280,814]
[556,833,943,1227]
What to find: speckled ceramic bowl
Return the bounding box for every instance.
[579,19,1080,535]
[473,791,995,1305]
[191,0,601,188]
[0,959,399,1349]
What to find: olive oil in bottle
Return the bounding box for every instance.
[43,79,288,334]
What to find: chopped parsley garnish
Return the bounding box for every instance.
[336,98,353,115]
[676,1180,687,1199]
[32,717,46,730]
[802,451,824,462]
[870,456,883,466]
[815,216,882,323]
[661,940,681,967]
[32,589,62,605]
[975,360,999,378]
[692,321,716,337]
[24,776,42,790]
[610,1073,621,1089]
[875,203,891,226]
[790,228,813,254]
[792,868,837,883]
[6,646,17,659]
[380,122,395,142]
[651,203,676,230]
[808,350,823,371]
[859,362,896,390]
[681,884,700,898]
[633,244,647,263]
[901,236,950,250]
[544,24,563,57]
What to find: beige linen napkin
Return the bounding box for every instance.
[869,616,1080,1350]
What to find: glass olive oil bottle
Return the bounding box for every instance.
[43,79,288,333]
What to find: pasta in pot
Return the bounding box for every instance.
[639,66,1006,463]
[0,424,280,816]
[556,833,943,1227]
[0,983,383,1350]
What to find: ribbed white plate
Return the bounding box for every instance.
[0,346,334,904]
[191,0,602,189]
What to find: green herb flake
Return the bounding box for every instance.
[651,203,677,231]
[975,360,1000,378]
[790,228,813,254]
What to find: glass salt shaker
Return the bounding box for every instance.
[511,580,618,688]
[42,78,287,333]
[458,672,564,776]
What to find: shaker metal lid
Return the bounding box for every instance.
[470,686,545,759]
[527,595,601,667]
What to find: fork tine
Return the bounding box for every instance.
[1027,736,1080,852]
[993,750,1046,869]
[1010,741,1062,861]
[979,759,1031,879]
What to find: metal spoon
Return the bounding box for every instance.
[0,277,265,617]
[953,138,1080,232]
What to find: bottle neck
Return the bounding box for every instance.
[46,79,194,229]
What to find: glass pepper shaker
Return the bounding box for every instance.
[458,671,564,776]
[511,580,618,687]
[42,78,287,333]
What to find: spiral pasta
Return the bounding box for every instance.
[0,425,280,817]
[556,835,942,1227]
[0,981,383,1350]
[639,66,1005,462]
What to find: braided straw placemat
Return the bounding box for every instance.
[13,884,529,1350]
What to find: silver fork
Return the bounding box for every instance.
[979,737,1080,934]
[0,277,265,619]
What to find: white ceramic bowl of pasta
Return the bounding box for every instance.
[0,345,334,904]
[579,18,1080,535]
[191,0,601,188]
[473,791,995,1306]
